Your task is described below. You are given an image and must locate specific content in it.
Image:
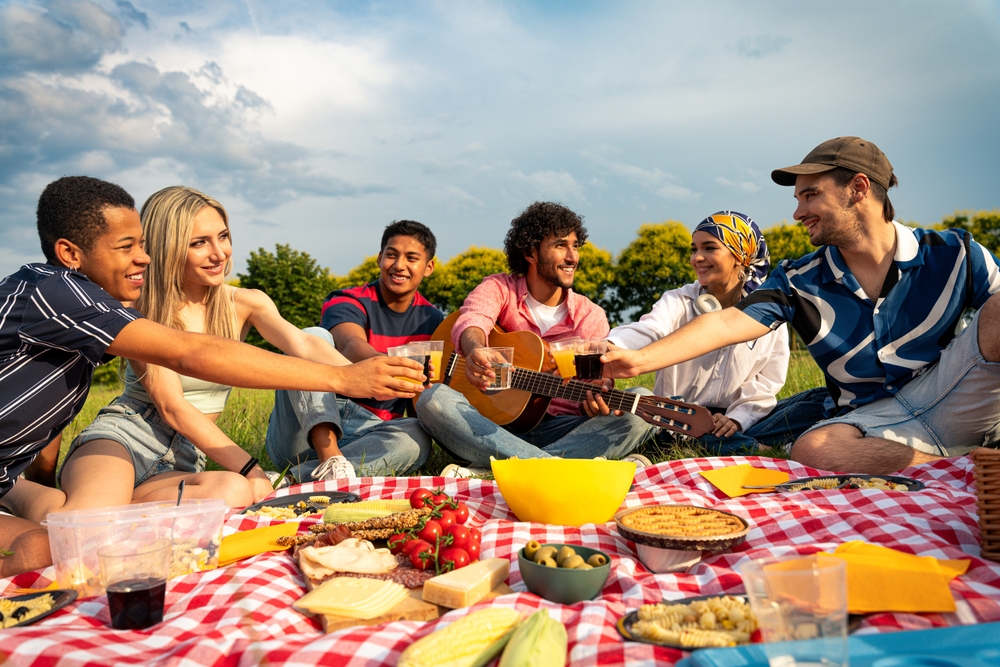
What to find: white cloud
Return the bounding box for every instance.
[510,170,587,204]
[715,176,760,193]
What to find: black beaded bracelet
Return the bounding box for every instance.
[239,457,259,477]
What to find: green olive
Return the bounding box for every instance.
[523,540,541,559]
[534,546,557,564]
[587,554,608,567]
[562,554,586,569]
[574,563,594,570]
[555,546,576,566]
[538,557,558,568]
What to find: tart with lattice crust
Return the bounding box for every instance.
[615,505,750,552]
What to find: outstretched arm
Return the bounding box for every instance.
[602,307,771,378]
[239,288,350,367]
[107,319,425,398]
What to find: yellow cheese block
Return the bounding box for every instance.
[294,576,408,619]
[422,558,510,609]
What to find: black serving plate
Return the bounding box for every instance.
[617,594,754,649]
[0,589,78,629]
[780,474,924,492]
[241,491,359,516]
[617,593,863,650]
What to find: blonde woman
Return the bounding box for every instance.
[58,186,371,507]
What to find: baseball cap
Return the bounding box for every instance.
[771,136,894,189]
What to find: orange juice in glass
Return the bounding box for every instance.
[550,337,581,379]
[387,344,427,385]
[424,341,444,382]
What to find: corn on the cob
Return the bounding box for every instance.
[498,609,567,667]
[398,607,522,667]
[322,499,412,524]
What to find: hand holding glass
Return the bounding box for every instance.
[479,347,514,390]
[387,344,428,385]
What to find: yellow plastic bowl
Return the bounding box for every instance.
[491,458,635,526]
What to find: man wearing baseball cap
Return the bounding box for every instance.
[602,136,1000,474]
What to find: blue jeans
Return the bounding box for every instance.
[652,387,830,455]
[415,383,653,466]
[264,328,432,479]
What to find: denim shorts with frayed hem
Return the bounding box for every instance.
[62,395,206,487]
[803,308,1000,456]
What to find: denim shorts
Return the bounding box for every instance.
[63,396,207,487]
[804,308,1000,456]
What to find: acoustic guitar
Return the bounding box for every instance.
[429,311,715,436]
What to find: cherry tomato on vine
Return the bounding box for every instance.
[451,502,469,524]
[445,524,470,550]
[429,490,449,507]
[409,488,433,509]
[437,509,457,531]
[387,532,410,554]
[468,526,482,544]
[417,519,443,544]
[440,547,470,571]
[465,539,481,561]
[408,540,435,570]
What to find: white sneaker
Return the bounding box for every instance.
[440,463,490,478]
[622,453,653,468]
[265,470,292,489]
[311,455,357,481]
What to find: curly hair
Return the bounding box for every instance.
[382,220,437,259]
[37,176,135,264]
[503,202,588,276]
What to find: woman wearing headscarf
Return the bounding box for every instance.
[607,211,789,454]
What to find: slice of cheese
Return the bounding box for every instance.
[294,576,408,619]
[422,558,510,609]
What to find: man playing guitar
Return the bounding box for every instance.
[416,202,653,476]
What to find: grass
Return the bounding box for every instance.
[58,351,825,477]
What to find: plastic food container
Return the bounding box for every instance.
[45,499,225,596]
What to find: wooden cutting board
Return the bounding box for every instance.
[305,577,514,632]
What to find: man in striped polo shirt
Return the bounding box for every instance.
[603,137,1000,475]
[266,221,443,482]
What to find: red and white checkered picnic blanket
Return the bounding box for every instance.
[2,455,998,666]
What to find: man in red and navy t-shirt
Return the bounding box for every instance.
[266,221,444,482]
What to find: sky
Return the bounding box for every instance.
[1,0,999,278]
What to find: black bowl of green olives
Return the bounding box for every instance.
[517,541,611,604]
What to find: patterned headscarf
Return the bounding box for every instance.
[693,211,770,297]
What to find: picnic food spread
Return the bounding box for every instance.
[5,457,997,666]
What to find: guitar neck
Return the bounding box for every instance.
[509,367,640,412]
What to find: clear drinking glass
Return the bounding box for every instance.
[574,339,608,380]
[739,554,849,667]
[99,539,171,630]
[482,347,514,390]
[550,337,581,379]
[387,343,429,385]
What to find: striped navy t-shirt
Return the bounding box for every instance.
[0,264,141,497]
[321,281,444,420]
[737,223,1000,416]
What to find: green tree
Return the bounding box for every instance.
[337,255,380,289]
[762,222,814,271]
[934,209,1000,255]
[237,244,338,350]
[422,247,509,313]
[607,221,694,324]
[574,243,615,313]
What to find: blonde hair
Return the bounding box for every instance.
[137,186,239,340]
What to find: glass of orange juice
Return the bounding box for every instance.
[424,341,444,382]
[550,337,581,379]
[387,344,428,385]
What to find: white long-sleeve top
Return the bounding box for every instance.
[608,281,790,431]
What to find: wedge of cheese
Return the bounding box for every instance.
[422,558,510,609]
[294,576,408,619]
